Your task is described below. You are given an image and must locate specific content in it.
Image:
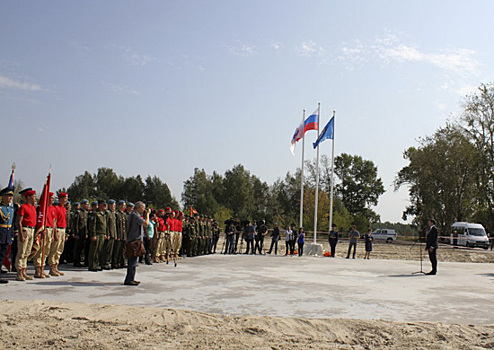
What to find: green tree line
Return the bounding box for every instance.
[67,168,179,209]
[182,154,385,233]
[395,82,494,234]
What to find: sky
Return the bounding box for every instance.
[1,1,492,223]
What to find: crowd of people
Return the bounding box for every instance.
[0,185,221,286]
[1,182,423,286]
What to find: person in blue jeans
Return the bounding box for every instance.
[297,227,305,257]
[346,225,360,259]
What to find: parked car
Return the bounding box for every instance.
[371,229,397,243]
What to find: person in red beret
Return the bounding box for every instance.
[15,190,37,281]
[32,192,57,278]
[47,192,68,276]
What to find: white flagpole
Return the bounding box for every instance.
[299,110,306,229]
[313,103,321,243]
[329,110,336,232]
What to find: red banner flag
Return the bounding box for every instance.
[36,172,51,231]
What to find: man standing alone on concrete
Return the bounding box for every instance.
[124,201,149,286]
[346,225,360,259]
[426,219,438,275]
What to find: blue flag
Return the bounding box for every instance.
[313,116,334,149]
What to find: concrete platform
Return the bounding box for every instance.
[2,254,494,324]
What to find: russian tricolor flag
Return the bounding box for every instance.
[303,110,319,134]
[290,109,319,154]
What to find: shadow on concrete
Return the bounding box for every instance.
[388,274,426,278]
[29,281,124,287]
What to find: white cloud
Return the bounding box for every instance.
[297,40,326,57]
[226,43,257,57]
[270,42,281,51]
[456,84,478,97]
[122,48,158,66]
[338,33,481,76]
[107,83,140,96]
[0,74,42,91]
[381,45,479,75]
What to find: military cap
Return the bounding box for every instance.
[25,190,36,196]
[66,201,71,205]
[49,192,55,197]
[98,199,107,205]
[158,209,164,213]
[108,199,116,205]
[117,200,125,205]
[58,192,68,198]
[19,187,33,195]
[91,201,98,206]
[81,199,89,204]
[127,202,135,207]
[73,202,80,206]
[0,186,15,196]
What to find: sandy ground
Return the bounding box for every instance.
[1,240,494,349]
[1,300,493,350]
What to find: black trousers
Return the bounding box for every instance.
[0,243,9,269]
[298,242,304,256]
[329,238,338,257]
[144,237,151,263]
[347,242,357,258]
[289,240,296,255]
[245,239,254,254]
[254,236,264,254]
[268,239,278,254]
[428,248,437,273]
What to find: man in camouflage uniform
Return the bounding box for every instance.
[61,201,76,264]
[188,216,197,257]
[113,200,127,269]
[73,199,89,267]
[102,199,116,269]
[88,200,107,271]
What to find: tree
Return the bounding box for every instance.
[460,82,494,231]
[394,125,478,232]
[182,168,219,216]
[334,153,385,221]
[95,167,120,199]
[144,175,179,209]
[67,171,97,201]
[222,164,254,218]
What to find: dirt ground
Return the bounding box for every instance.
[1,299,494,350]
[2,241,494,349]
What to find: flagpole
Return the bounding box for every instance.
[329,110,336,232]
[299,110,306,229]
[313,103,320,243]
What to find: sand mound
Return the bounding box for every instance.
[1,299,493,349]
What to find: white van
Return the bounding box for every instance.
[450,222,489,249]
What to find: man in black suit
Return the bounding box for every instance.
[426,219,439,275]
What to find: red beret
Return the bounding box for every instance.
[49,192,54,196]
[26,190,36,196]
[165,207,171,211]
[158,209,164,213]
[58,192,68,198]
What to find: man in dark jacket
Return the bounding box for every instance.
[426,219,439,275]
[267,223,280,255]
